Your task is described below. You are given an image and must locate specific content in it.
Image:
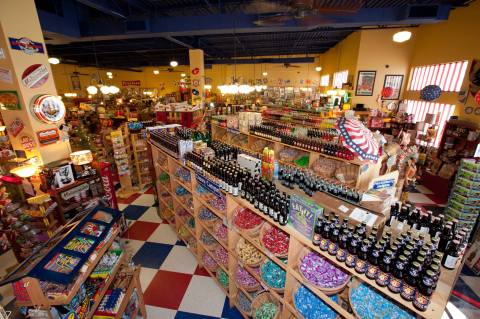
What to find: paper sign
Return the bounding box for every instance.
[349,207,377,227]
[0,47,5,59]
[338,205,349,213]
[0,67,13,83]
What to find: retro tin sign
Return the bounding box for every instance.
[9,37,45,55]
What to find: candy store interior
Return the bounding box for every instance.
[0,0,480,319]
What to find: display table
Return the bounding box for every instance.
[148,139,463,319]
[0,206,147,319]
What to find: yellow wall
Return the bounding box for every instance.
[52,60,321,96]
[404,0,480,121]
[317,32,361,86]
[352,28,415,107]
[51,64,191,95]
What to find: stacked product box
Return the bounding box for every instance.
[239,112,262,133]
[445,159,480,238]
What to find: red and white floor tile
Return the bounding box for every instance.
[119,187,242,319]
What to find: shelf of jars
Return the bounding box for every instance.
[211,123,381,190]
[149,140,461,319]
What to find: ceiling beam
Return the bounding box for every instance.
[76,0,127,19]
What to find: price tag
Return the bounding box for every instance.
[338,205,349,213]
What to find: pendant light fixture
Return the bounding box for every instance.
[393,30,412,43]
[87,85,98,95]
[170,60,178,67]
[315,66,322,72]
[48,57,60,64]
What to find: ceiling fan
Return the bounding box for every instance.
[276,62,301,68]
[249,0,364,26]
[155,67,183,73]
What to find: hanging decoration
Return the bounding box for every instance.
[420,85,442,101]
[336,117,380,163]
[381,87,393,98]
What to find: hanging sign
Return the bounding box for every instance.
[8,118,24,137]
[0,67,13,84]
[22,64,49,88]
[36,128,60,145]
[20,135,36,151]
[121,80,140,87]
[9,37,45,55]
[31,94,66,124]
[0,90,21,110]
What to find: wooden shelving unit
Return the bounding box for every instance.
[149,140,464,319]
[211,123,382,190]
[131,130,153,190]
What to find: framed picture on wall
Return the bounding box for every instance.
[382,74,404,100]
[355,71,376,96]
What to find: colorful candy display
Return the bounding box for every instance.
[214,221,228,242]
[234,208,264,230]
[44,253,81,274]
[237,239,264,266]
[214,246,229,267]
[186,216,195,229]
[255,302,278,319]
[200,231,217,247]
[294,285,337,319]
[350,283,415,319]
[64,237,94,254]
[236,266,260,290]
[217,268,229,289]
[260,260,286,290]
[202,251,218,270]
[261,226,289,256]
[199,208,218,222]
[236,291,252,314]
[80,222,105,237]
[299,251,349,289]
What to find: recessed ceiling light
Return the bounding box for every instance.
[106,71,112,76]
[181,73,186,77]
[315,66,322,72]
[262,72,268,76]
[153,70,160,75]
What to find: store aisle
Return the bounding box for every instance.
[119,188,243,319]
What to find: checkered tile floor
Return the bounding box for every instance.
[119,189,243,319]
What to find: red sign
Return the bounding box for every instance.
[100,162,118,210]
[36,128,59,146]
[21,64,49,88]
[20,135,36,151]
[8,118,24,137]
[192,68,200,75]
[121,80,141,87]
